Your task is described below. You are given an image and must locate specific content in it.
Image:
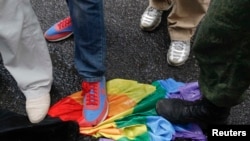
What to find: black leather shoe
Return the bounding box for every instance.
[156,98,230,126]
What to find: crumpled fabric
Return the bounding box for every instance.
[157,78,185,98]
[146,116,175,141]
[169,81,202,101]
[48,78,206,141]
[173,123,207,141]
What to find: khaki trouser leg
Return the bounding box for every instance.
[168,0,210,41]
[149,0,173,10]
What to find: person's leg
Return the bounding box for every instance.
[67,0,106,81]
[156,0,250,125]
[0,0,53,123]
[149,0,173,10]
[66,0,108,126]
[167,0,210,66]
[168,0,210,41]
[140,0,173,31]
[193,0,250,107]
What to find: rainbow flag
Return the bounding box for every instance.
[48,78,206,141]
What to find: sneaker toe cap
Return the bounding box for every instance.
[26,94,51,123]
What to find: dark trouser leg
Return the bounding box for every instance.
[193,0,250,107]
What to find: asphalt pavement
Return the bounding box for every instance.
[0,0,249,140]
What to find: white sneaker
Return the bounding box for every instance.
[25,93,50,123]
[167,40,191,66]
[140,6,163,31]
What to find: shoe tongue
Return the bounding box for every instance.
[89,88,95,94]
[58,19,71,29]
[148,8,159,16]
[173,42,184,50]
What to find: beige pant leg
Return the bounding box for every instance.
[149,0,173,11]
[168,0,210,41]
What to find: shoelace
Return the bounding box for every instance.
[172,41,185,51]
[57,17,72,30]
[82,82,99,105]
[147,7,162,17]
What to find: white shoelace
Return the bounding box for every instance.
[171,41,189,57]
[167,40,190,65]
[146,7,162,17]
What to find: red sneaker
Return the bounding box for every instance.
[81,77,108,126]
[44,16,73,42]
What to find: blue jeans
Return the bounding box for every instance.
[67,0,106,82]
